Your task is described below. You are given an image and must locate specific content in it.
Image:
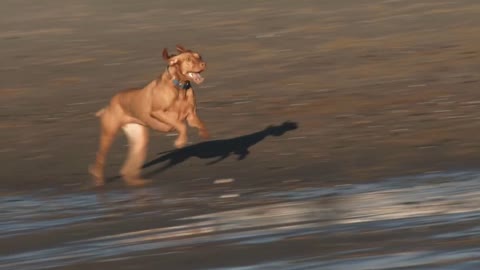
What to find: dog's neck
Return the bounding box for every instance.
[165,65,191,90]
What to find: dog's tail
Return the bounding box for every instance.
[95,107,106,117]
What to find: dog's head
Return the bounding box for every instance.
[163,45,206,84]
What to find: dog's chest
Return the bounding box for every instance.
[170,90,194,118]
[151,86,195,119]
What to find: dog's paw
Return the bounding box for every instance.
[174,137,188,148]
[89,166,105,187]
[199,129,210,139]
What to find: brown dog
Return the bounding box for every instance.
[89,45,210,187]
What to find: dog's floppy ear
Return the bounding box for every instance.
[169,57,178,65]
[162,48,170,60]
[163,48,179,65]
[176,44,188,53]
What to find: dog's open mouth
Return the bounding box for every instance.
[187,72,204,84]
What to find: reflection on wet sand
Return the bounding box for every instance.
[1,171,480,269]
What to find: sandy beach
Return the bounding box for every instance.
[1,0,480,269]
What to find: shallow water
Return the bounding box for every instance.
[1,171,480,269]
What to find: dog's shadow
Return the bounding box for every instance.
[142,121,298,176]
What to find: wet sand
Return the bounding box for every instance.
[1,0,480,269]
[2,171,480,269]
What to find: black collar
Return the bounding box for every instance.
[172,79,191,90]
[166,66,191,90]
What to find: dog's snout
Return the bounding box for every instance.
[200,62,206,68]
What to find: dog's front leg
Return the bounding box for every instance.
[151,110,188,148]
[143,115,174,133]
[187,111,210,139]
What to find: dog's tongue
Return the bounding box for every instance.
[189,72,204,84]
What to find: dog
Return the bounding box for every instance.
[89,45,210,187]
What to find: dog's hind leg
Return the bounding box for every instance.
[120,123,151,186]
[89,108,121,186]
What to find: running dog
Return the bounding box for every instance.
[89,45,209,186]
